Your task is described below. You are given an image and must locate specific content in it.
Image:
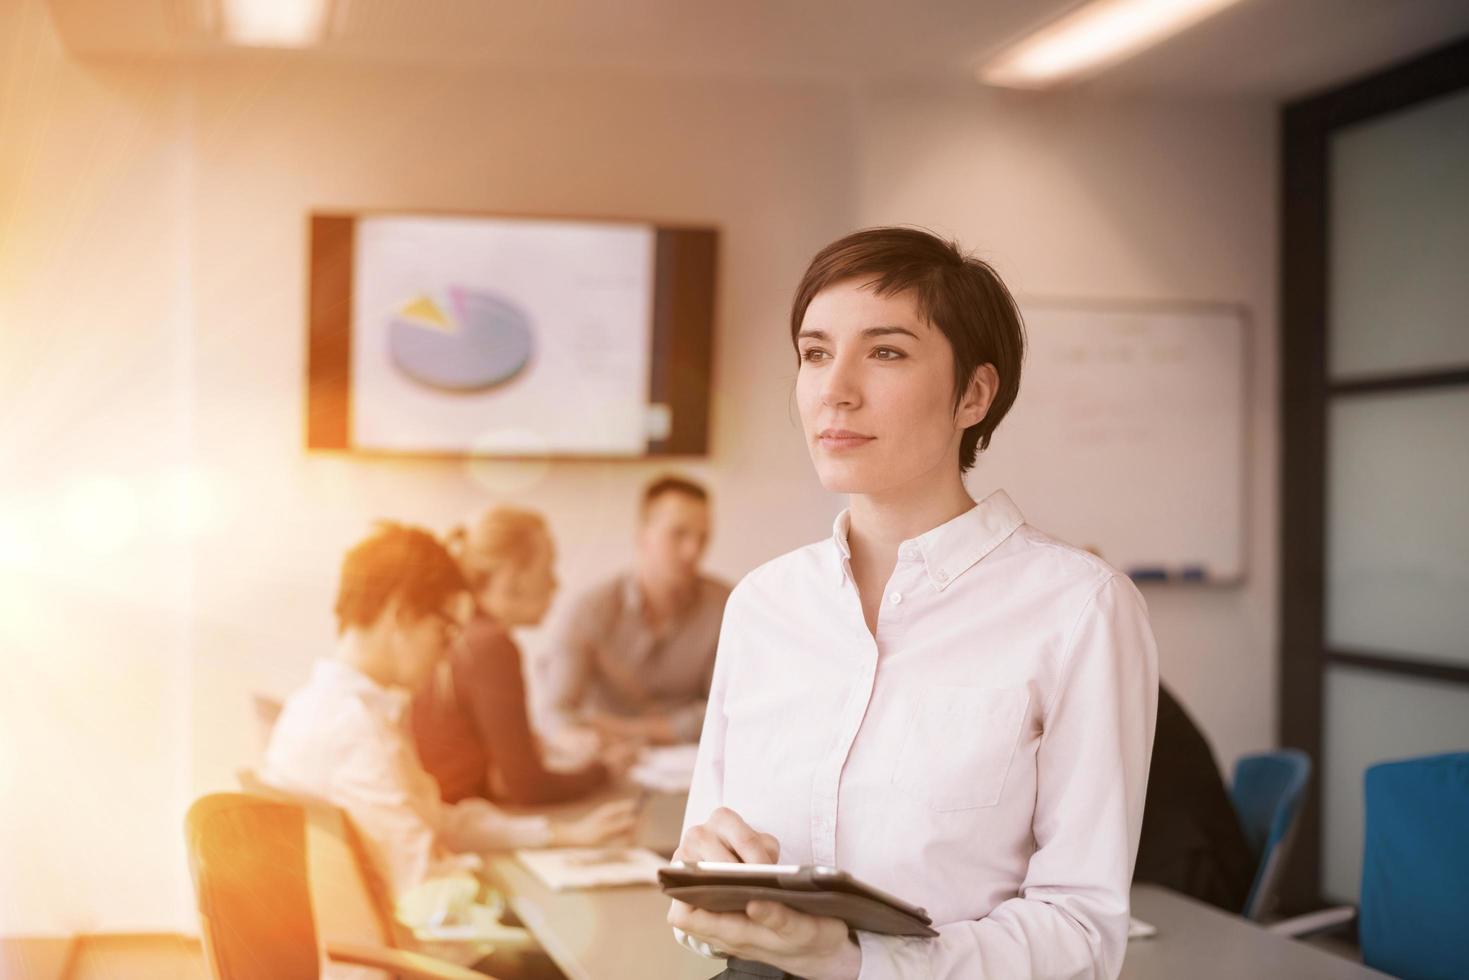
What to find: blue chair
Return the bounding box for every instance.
[1359,752,1469,980]
[1229,749,1311,921]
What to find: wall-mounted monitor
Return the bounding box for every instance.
[306,211,717,458]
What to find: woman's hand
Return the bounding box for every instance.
[597,736,643,780]
[549,799,638,846]
[586,710,675,745]
[667,808,861,980]
[670,898,861,980]
[671,805,779,864]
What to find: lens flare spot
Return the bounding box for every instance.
[63,477,140,555]
[464,428,553,496]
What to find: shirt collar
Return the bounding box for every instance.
[829,489,1025,592]
[313,657,411,725]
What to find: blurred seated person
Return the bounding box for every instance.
[538,475,731,746]
[263,522,635,967]
[413,506,636,806]
[1133,682,1256,912]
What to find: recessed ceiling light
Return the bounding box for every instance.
[218,0,336,48]
[977,0,1247,89]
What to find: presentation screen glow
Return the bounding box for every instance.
[306,212,716,458]
[353,216,655,456]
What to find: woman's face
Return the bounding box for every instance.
[387,600,459,692]
[795,279,990,497]
[479,530,558,627]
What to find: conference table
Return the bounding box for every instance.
[488,790,1388,980]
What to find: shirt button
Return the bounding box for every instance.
[889,592,902,605]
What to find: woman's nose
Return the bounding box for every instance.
[820,355,861,409]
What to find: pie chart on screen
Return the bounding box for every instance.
[387,287,534,392]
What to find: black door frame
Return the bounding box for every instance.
[1279,34,1469,910]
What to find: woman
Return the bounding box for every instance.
[413,506,635,810]
[668,228,1159,979]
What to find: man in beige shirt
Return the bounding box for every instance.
[538,476,731,745]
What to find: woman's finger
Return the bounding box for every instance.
[677,904,788,956]
[746,900,819,945]
[675,823,741,863]
[674,904,744,941]
[708,807,780,863]
[666,898,695,929]
[746,900,789,930]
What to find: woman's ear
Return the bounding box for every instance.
[387,596,418,633]
[957,363,1000,429]
[374,594,402,631]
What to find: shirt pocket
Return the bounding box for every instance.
[891,686,1029,811]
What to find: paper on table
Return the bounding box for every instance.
[629,743,700,793]
[1128,916,1157,939]
[515,847,668,891]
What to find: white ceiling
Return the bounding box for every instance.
[48,0,1469,100]
[1091,0,1469,98]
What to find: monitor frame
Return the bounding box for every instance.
[305,209,718,459]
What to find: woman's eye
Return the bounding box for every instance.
[800,348,829,362]
[873,347,905,360]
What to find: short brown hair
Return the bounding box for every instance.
[641,474,708,518]
[790,227,1025,470]
[334,522,467,634]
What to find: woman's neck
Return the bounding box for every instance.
[845,467,975,568]
[336,629,397,689]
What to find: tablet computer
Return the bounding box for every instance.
[658,862,939,938]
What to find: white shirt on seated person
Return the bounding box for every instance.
[263,657,554,900]
[261,522,639,970]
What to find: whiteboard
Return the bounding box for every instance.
[970,302,1248,584]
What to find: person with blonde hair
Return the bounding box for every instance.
[413,505,637,808]
[264,521,631,978]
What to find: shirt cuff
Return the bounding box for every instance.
[856,931,929,980]
[672,926,728,960]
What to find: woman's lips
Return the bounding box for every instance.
[818,429,876,450]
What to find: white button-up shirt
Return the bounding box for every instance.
[680,490,1159,979]
[263,659,552,900]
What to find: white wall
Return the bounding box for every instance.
[853,84,1279,769]
[180,58,858,798]
[1,1,1279,934]
[0,1,194,933]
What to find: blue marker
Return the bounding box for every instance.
[1127,566,1210,583]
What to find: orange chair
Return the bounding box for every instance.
[185,793,492,980]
